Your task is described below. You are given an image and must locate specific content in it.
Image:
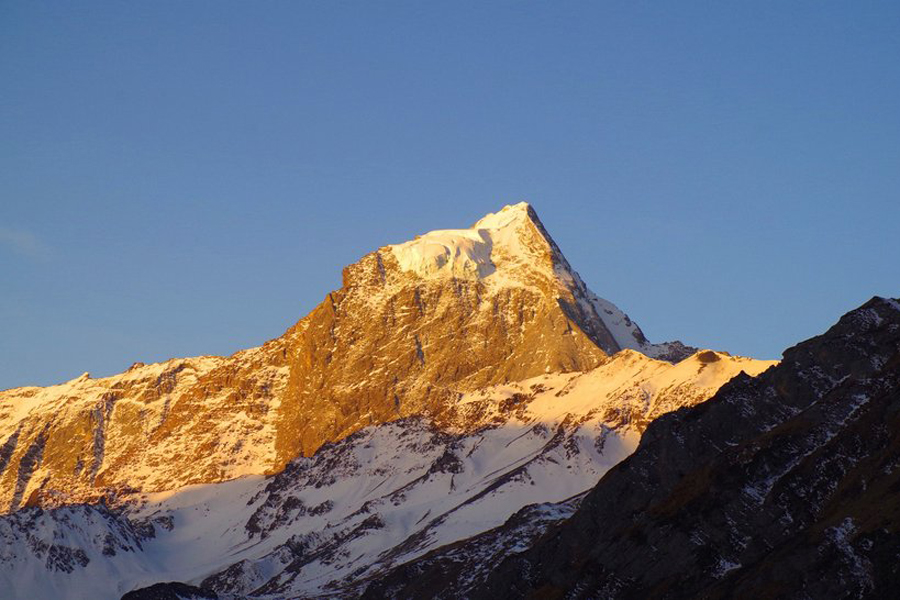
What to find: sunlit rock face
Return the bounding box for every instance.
[274,203,644,463]
[0,203,698,510]
[0,342,292,512]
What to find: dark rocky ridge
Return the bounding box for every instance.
[120,582,217,600]
[467,296,900,599]
[360,494,585,599]
[365,296,900,599]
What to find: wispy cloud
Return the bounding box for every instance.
[0,227,52,261]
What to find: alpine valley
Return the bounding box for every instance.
[7,203,893,600]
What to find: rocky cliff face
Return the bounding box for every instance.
[0,341,292,512]
[273,203,692,463]
[436,297,900,600]
[0,203,694,511]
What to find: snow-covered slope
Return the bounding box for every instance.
[360,495,585,600]
[0,502,163,599]
[0,350,775,599]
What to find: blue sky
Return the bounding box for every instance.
[2,2,899,389]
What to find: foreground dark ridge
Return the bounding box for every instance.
[365,296,900,599]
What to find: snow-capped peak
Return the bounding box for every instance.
[384,202,695,360]
[387,202,557,286]
[471,201,534,230]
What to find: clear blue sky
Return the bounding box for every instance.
[2,2,899,389]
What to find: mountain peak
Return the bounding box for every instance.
[471,201,535,230]
[385,202,562,290]
[378,203,694,362]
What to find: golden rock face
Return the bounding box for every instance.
[0,340,292,511]
[0,204,671,511]
[273,206,622,465]
[274,272,610,465]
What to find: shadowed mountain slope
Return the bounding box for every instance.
[430,297,900,600]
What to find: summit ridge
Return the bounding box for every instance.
[387,202,552,286]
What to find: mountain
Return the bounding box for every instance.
[0,348,773,599]
[272,202,694,463]
[373,297,900,599]
[0,203,693,513]
[0,203,778,599]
